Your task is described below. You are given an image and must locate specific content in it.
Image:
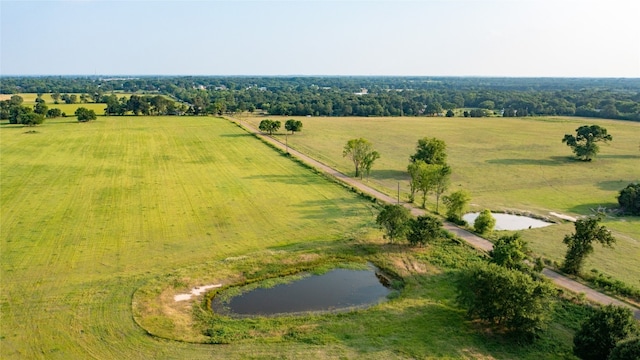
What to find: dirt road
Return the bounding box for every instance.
[230,117,640,320]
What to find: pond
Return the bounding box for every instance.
[211,266,393,316]
[463,212,553,231]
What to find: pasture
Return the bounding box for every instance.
[0,116,588,359]
[241,115,640,286]
[11,92,129,115]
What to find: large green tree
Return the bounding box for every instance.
[573,305,639,360]
[456,263,555,340]
[562,125,612,161]
[258,119,281,135]
[343,138,379,179]
[18,112,45,126]
[375,204,411,244]
[284,119,303,134]
[562,216,616,275]
[617,183,640,215]
[409,137,447,165]
[75,107,97,122]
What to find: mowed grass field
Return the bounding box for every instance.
[241,115,640,286]
[1,116,381,358]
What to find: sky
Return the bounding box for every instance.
[1,0,639,77]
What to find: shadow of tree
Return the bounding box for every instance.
[372,169,410,181]
[568,202,620,215]
[485,156,572,166]
[597,180,634,191]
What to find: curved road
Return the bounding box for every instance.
[228,116,640,320]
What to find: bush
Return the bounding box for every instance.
[609,337,640,360]
[474,209,495,234]
[618,183,640,215]
[490,233,528,270]
[456,263,555,341]
[406,215,442,246]
[573,305,639,360]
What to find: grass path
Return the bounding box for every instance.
[229,116,640,320]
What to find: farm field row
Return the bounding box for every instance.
[240,114,640,286]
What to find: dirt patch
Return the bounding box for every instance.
[174,284,222,302]
[389,253,439,277]
[549,212,578,222]
[0,94,12,101]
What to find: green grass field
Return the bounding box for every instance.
[1,116,591,359]
[0,116,376,358]
[241,115,640,286]
[6,92,130,115]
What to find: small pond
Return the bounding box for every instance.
[463,212,553,231]
[211,266,392,316]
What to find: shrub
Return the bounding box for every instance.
[456,263,555,341]
[474,209,495,234]
[618,183,640,215]
[573,305,639,360]
[608,337,640,360]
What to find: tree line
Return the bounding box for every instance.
[1,76,638,121]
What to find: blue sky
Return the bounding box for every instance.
[1,0,639,77]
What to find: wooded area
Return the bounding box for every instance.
[1,76,638,120]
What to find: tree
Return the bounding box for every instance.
[361,149,380,180]
[46,108,62,118]
[258,119,281,135]
[104,94,126,116]
[562,125,613,161]
[409,137,447,165]
[9,105,33,124]
[432,164,451,213]
[474,209,495,234]
[75,107,97,122]
[376,204,411,244]
[609,337,640,360]
[490,233,529,270]
[406,215,442,246]
[456,263,555,340]
[408,160,439,208]
[343,138,378,179]
[617,183,640,215]
[562,216,615,275]
[284,119,303,134]
[9,95,23,106]
[573,305,639,360]
[18,112,45,126]
[445,109,454,117]
[34,101,48,116]
[443,190,471,224]
[425,102,442,116]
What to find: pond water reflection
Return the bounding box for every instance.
[463,212,553,231]
[211,267,392,316]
